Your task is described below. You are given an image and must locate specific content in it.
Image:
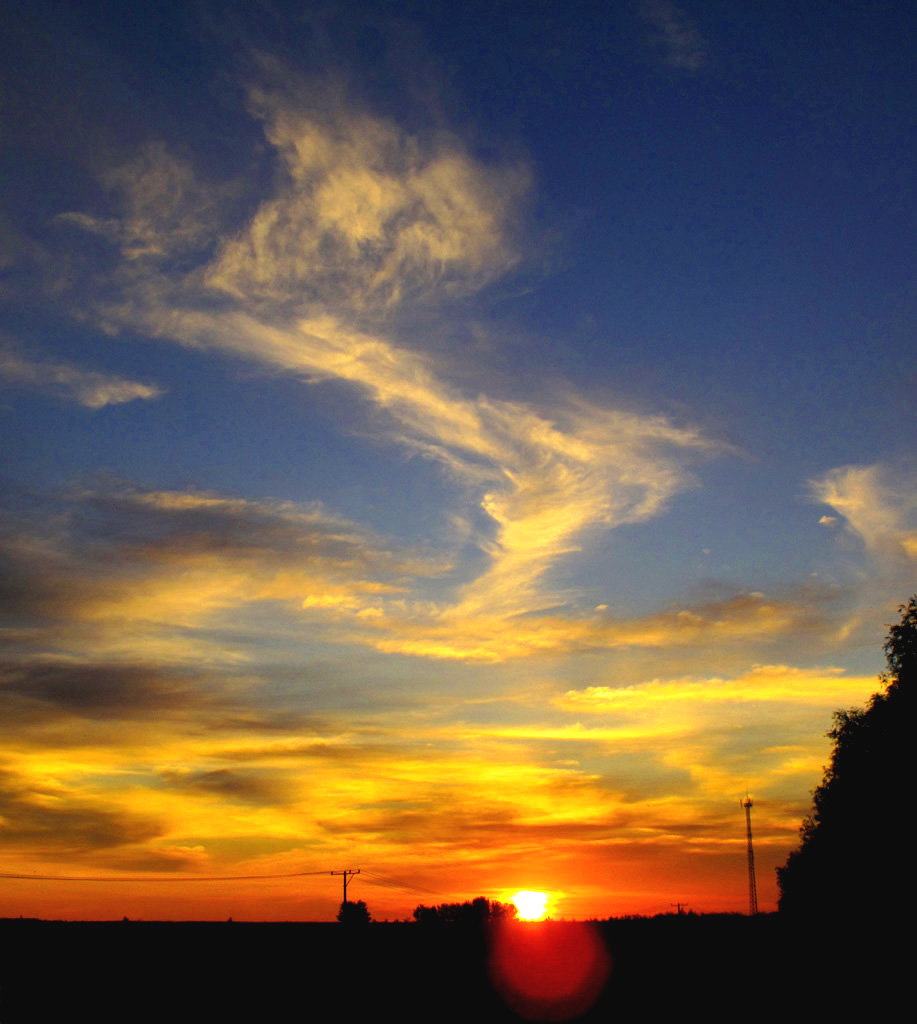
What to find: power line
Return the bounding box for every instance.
[0,870,340,883]
[361,871,446,898]
[1,866,453,900]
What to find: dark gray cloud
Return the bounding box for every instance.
[0,545,69,621]
[66,486,386,568]
[0,659,335,757]
[0,768,161,854]
[0,480,434,627]
[0,661,221,721]
[0,658,329,744]
[0,496,94,621]
[557,753,694,804]
[92,848,210,873]
[218,738,423,764]
[318,800,645,849]
[158,767,289,805]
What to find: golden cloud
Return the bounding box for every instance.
[205,74,529,311]
[366,592,815,662]
[52,74,728,651]
[811,463,917,560]
[0,483,435,666]
[555,664,878,712]
[0,343,162,409]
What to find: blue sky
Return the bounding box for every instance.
[0,0,914,920]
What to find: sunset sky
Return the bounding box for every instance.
[1,0,915,921]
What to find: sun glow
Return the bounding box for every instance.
[512,890,549,921]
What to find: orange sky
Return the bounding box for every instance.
[3,1,915,923]
[0,657,880,920]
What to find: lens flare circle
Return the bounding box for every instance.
[512,890,549,921]
[489,920,613,1021]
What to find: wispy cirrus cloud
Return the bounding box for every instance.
[57,141,230,262]
[811,463,917,560]
[637,0,707,71]
[54,70,726,659]
[1,477,821,667]
[367,591,818,662]
[0,482,429,636]
[0,345,162,408]
[204,63,529,314]
[125,309,718,632]
[555,664,879,713]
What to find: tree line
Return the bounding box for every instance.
[337,896,518,926]
[777,595,915,920]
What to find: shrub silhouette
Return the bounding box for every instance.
[337,899,372,925]
[777,596,915,920]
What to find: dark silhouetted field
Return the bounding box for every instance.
[0,913,899,1022]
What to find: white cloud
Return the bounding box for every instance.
[811,463,917,559]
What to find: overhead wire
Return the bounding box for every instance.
[2,867,460,901]
[0,870,344,883]
[360,871,447,898]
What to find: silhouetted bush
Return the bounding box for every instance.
[777,596,915,920]
[337,899,371,925]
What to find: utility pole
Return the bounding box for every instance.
[742,797,758,915]
[331,869,360,904]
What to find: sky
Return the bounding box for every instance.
[1,0,915,921]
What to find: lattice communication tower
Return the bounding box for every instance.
[743,796,758,915]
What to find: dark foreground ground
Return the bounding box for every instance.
[0,913,902,1022]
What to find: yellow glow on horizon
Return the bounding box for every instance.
[512,890,549,921]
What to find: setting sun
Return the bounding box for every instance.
[512,891,549,921]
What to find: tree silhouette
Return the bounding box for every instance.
[777,596,915,920]
[413,897,518,926]
[337,899,371,925]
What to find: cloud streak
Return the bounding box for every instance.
[53,71,728,657]
[0,345,162,409]
[0,482,434,662]
[204,67,529,313]
[367,591,819,662]
[0,767,162,854]
[555,664,879,712]
[151,312,717,624]
[811,463,917,560]
[57,141,229,263]
[638,1,707,71]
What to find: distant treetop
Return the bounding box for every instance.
[413,897,518,926]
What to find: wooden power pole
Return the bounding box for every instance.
[330,869,360,903]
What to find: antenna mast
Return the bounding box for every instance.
[742,796,758,915]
